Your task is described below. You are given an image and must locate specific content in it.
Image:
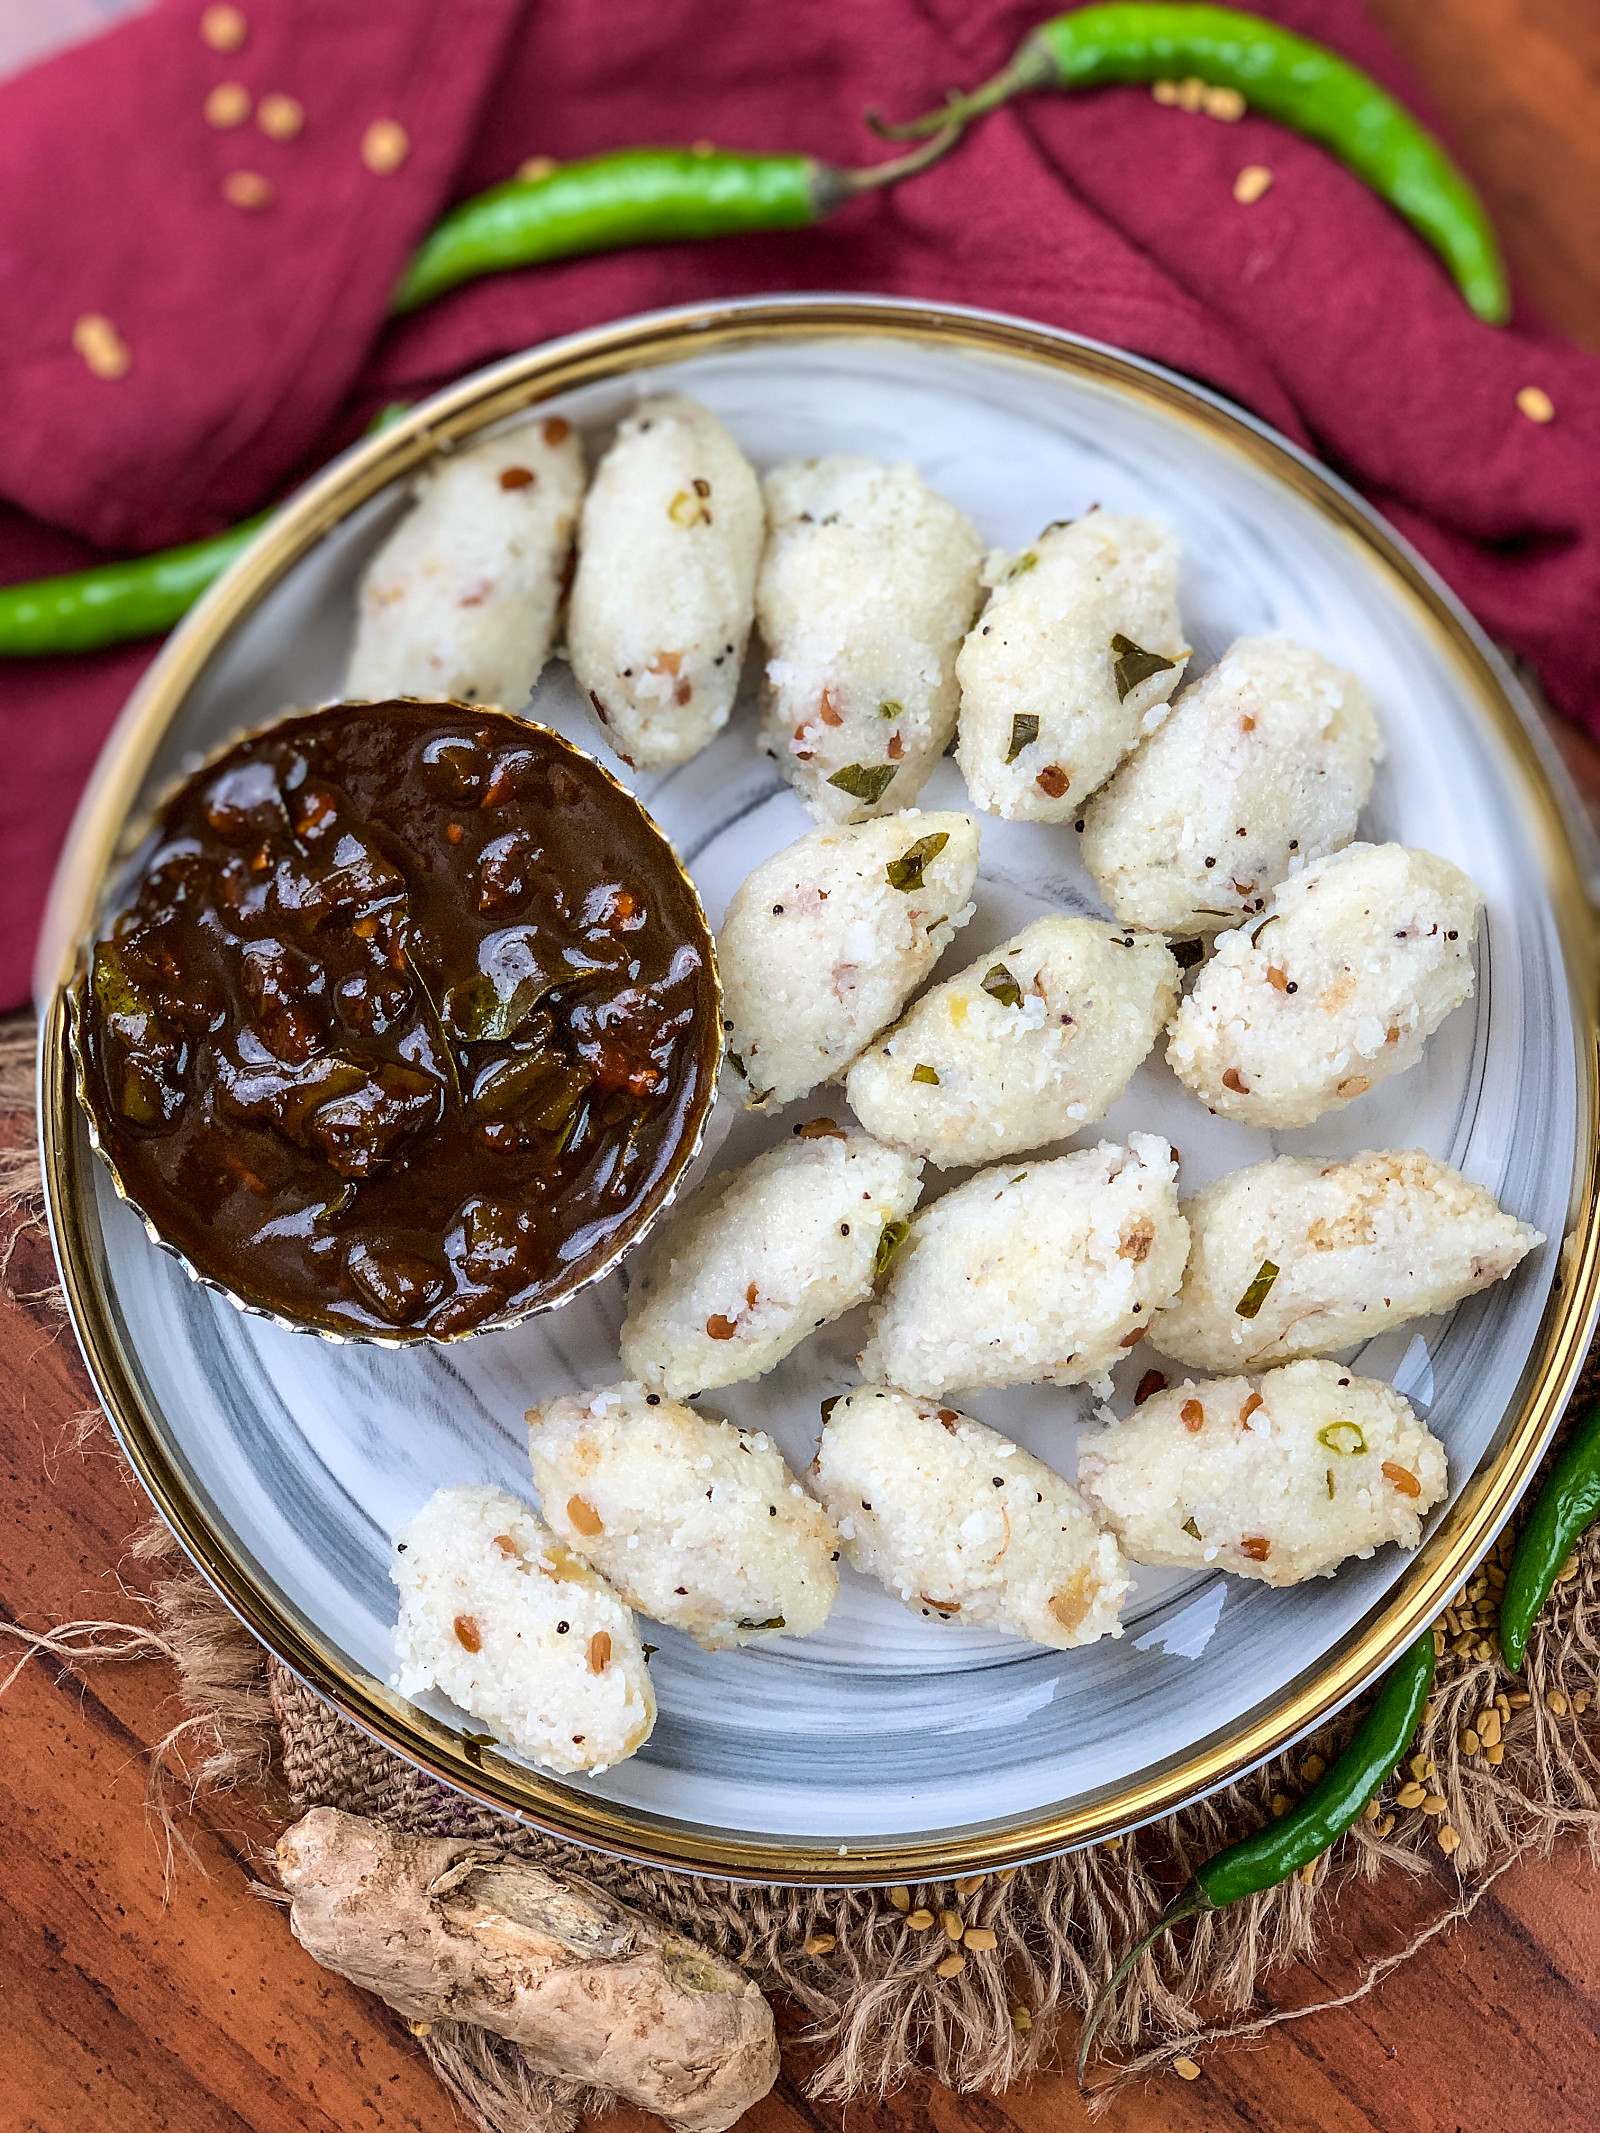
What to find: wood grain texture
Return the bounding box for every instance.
[1362,0,1600,350]
[6,5,1600,2129]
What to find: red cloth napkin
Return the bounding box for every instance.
[2,0,1597,1011]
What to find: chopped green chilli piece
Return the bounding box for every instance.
[460,1728,496,1769]
[983,962,1023,1009]
[1010,550,1038,576]
[1006,711,1041,763]
[911,1062,941,1085]
[1235,1258,1280,1318]
[1317,1422,1368,1456]
[442,969,551,1043]
[727,1051,747,1079]
[1110,631,1178,702]
[1182,1516,1202,1540]
[875,1217,911,1277]
[827,762,897,804]
[820,1395,842,1424]
[878,698,903,719]
[738,1615,786,1631]
[1171,937,1205,971]
[1326,1469,1337,1499]
[885,830,949,892]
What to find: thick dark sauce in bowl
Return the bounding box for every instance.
[74,702,720,1341]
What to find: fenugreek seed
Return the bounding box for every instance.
[200,3,248,51]
[257,92,304,140]
[940,1908,965,1941]
[1395,1781,1427,1809]
[408,2017,433,2036]
[1297,1860,1317,1885]
[803,1933,836,1956]
[1301,1753,1326,1784]
[71,313,130,380]
[1460,1730,1480,1756]
[1173,2056,1202,2081]
[223,170,274,209]
[1234,164,1273,204]
[936,1953,967,1979]
[1422,1793,1447,1816]
[906,1908,936,1930]
[1270,1792,1290,1818]
[1556,1552,1581,1584]
[888,1885,911,1912]
[1102,1834,1122,1851]
[1575,1690,1592,1716]
[1516,385,1555,424]
[1011,2004,1033,2032]
[362,118,410,174]
[1478,1710,1502,1748]
[1433,1627,1446,1658]
[954,1874,985,1899]
[1508,1689,1532,1708]
[1438,1824,1461,1856]
[997,1866,1019,1883]
[1375,1813,1396,1838]
[517,155,558,182]
[1408,1753,1433,1781]
[1203,85,1246,120]
[1362,1796,1383,1823]
[1175,76,1206,112]
[1495,1693,1511,1719]
[1476,1638,1495,1662]
[205,82,251,127]
[1151,79,1180,104]
[1547,1689,1570,1716]
[1485,1743,1505,1765]
[964,1927,999,1952]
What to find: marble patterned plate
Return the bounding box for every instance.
[38,297,1600,1882]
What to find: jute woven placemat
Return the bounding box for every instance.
[5,1012,1598,2125]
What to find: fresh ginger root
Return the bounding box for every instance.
[276,1807,778,2133]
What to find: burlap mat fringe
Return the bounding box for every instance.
[5,1007,1599,2121]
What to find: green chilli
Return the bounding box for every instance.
[877,3,1509,324]
[1500,1399,1600,1671]
[394,133,955,311]
[1077,1626,1435,2080]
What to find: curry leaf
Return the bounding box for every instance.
[1110,632,1178,701]
[1005,713,1040,764]
[885,831,949,893]
[827,762,898,805]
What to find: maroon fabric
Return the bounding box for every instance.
[1,0,1597,1010]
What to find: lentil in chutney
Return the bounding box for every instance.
[76,701,719,1340]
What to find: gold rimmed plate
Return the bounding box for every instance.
[38,296,1600,1882]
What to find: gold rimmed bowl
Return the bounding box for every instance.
[37,296,1600,1883]
[67,698,721,1346]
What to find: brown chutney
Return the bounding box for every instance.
[75,702,720,1340]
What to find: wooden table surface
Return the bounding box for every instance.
[7,5,1600,2130]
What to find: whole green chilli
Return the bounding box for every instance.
[0,513,269,659]
[396,137,952,311]
[0,135,952,659]
[881,3,1509,325]
[1500,1398,1600,1671]
[1076,1625,1436,2080]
